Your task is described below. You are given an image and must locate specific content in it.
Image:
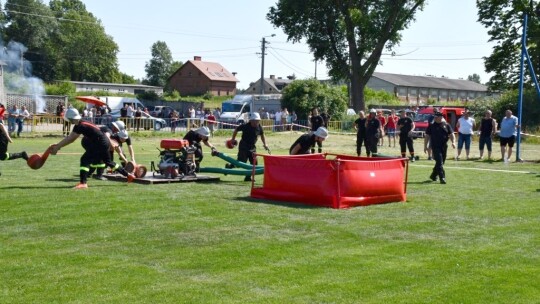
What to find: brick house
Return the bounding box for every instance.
[167,56,239,96]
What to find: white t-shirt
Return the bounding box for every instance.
[458,117,474,135]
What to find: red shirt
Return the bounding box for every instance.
[386,115,398,129]
[207,114,216,125]
[377,115,387,127]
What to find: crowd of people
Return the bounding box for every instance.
[0,100,524,187]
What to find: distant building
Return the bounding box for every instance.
[66,81,163,95]
[367,72,499,105]
[167,56,238,96]
[246,75,295,94]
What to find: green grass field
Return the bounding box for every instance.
[1,131,539,303]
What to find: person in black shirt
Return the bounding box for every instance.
[309,108,324,153]
[183,126,216,171]
[397,110,416,161]
[478,110,497,160]
[228,112,269,181]
[354,111,367,156]
[289,127,328,155]
[50,108,135,189]
[365,109,382,157]
[424,112,455,184]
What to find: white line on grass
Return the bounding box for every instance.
[412,164,538,175]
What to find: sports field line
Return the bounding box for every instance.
[411,163,539,175]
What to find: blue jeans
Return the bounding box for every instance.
[457,133,471,150]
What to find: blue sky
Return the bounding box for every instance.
[83,0,494,89]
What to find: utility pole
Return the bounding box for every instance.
[260,34,275,95]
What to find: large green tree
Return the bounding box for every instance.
[477,0,540,91]
[281,79,348,120]
[144,41,176,87]
[268,0,425,112]
[48,0,120,82]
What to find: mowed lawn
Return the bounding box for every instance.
[1,131,539,303]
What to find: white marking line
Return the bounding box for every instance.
[412,164,538,174]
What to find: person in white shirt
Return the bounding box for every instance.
[455,110,475,160]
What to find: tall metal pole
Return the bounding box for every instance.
[260,37,266,95]
[516,12,528,162]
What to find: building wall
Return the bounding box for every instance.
[366,77,494,105]
[168,63,235,96]
[72,83,163,95]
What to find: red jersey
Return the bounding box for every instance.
[386,115,398,129]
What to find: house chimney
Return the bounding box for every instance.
[232,72,237,76]
[194,56,202,61]
[270,75,275,79]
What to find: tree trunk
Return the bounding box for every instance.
[350,72,366,112]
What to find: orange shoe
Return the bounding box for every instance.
[127,173,136,183]
[73,183,88,189]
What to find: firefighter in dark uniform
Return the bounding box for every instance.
[86,125,131,180]
[365,109,383,157]
[354,111,367,156]
[309,108,324,153]
[424,112,456,184]
[50,108,135,189]
[228,112,268,181]
[0,120,28,176]
[183,126,216,171]
[289,127,328,155]
[397,109,416,161]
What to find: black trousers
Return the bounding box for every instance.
[365,136,378,156]
[399,136,415,156]
[356,136,366,156]
[431,145,448,179]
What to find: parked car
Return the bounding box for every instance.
[150,106,175,118]
[104,110,167,131]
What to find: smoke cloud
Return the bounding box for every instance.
[1,40,47,113]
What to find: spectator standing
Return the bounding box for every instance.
[120,104,128,118]
[455,111,475,160]
[309,108,324,153]
[320,110,331,128]
[386,110,398,147]
[396,110,416,161]
[354,111,367,156]
[17,105,30,137]
[376,111,387,146]
[62,104,73,136]
[365,109,383,157]
[274,109,282,131]
[424,112,455,184]
[207,112,216,137]
[498,109,519,163]
[291,111,298,130]
[134,107,142,131]
[281,108,289,130]
[7,105,19,135]
[170,111,180,133]
[478,110,497,160]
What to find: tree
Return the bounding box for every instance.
[467,73,482,84]
[48,0,120,82]
[477,0,540,91]
[281,79,348,120]
[268,0,425,112]
[144,41,174,87]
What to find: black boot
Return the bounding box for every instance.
[9,151,28,161]
[429,172,437,181]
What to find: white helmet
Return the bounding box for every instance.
[112,120,126,131]
[314,127,329,139]
[249,112,261,121]
[64,108,81,121]
[118,129,129,139]
[195,126,210,137]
